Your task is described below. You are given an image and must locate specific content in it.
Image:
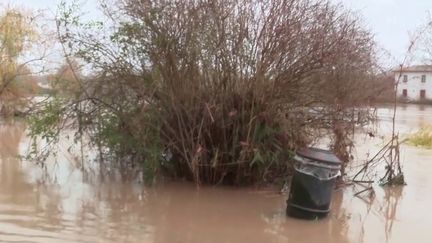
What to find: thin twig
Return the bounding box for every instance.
[354,187,373,197]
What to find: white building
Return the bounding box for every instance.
[395,65,432,101]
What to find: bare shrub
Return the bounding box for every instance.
[29,0,377,185]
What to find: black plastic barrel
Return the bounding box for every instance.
[287,147,341,220]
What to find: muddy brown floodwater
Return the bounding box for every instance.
[0,104,431,243]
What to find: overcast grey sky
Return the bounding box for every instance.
[338,0,432,65]
[7,0,432,65]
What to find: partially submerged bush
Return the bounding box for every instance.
[29,0,378,185]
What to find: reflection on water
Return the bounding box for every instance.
[0,105,431,242]
[377,104,432,134]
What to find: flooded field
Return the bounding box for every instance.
[0,104,431,243]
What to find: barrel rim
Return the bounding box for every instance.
[296,147,342,165]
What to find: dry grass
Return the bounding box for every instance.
[408,125,432,148]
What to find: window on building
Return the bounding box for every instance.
[420,90,426,99]
[402,89,407,97]
[422,75,426,83]
[403,75,408,82]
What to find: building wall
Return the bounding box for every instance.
[395,72,432,100]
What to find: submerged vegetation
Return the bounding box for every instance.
[27,0,381,185]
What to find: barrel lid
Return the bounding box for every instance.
[296,147,342,165]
